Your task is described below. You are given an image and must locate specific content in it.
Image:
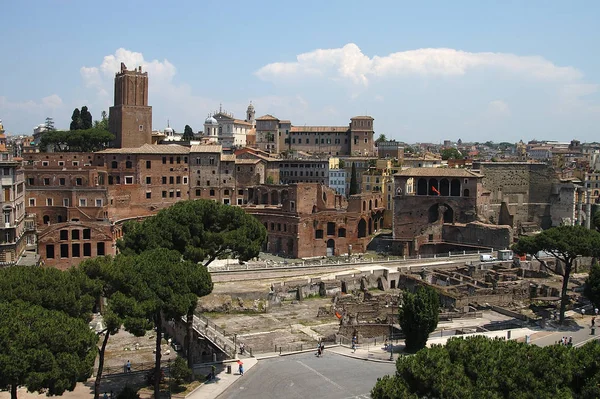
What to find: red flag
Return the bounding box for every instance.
[431,186,440,195]
[335,312,342,319]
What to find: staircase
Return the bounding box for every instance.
[184,314,237,358]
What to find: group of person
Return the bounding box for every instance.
[557,336,573,347]
[102,392,114,399]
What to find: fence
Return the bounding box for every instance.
[207,249,495,273]
[98,359,173,377]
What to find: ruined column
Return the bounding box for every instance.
[577,187,584,225]
[586,189,592,229]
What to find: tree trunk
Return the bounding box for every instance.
[559,261,573,324]
[186,309,194,369]
[94,331,111,399]
[10,383,17,399]
[154,314,162,399]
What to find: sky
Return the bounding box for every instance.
[1,0,599,143]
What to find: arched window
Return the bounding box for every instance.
[417,178,428,195]
[428,179,439,196]
[440,179,450,196]
[43,215,50,224]
[357,219,367,238]
[450,179,460,196]
[111,161,118,168]
[463,188,470,197]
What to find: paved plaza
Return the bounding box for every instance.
[216,351,395,399]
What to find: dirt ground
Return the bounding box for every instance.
[197,279,342,353]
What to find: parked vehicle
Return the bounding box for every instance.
[480,254,496,262]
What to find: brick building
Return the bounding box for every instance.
[393,168,487,255]
[279,159,329,185]
[109,63,152,148]
[243,183,384,258]
[23,152,115,269]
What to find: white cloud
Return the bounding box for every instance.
[256,43,583,86]
[486,100,511,118]
[0,95,65,131]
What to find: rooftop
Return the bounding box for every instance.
[190,144,223,153]
[98,143,189,154]
[395,167,483,178]
[290,126,349,133]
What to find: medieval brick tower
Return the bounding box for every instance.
[109,63,152,148]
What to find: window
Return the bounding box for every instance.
[75,178,82,186]
[206,180,210,186]
[176,190,181,198]
[146,176,152,184]
[42,161,49,166]
[338,228,346,237]
[47,198,53,206]
[224,189,229,196]
[169,176,174,184]
[83,229,91,239]
[111,161,118,168]
[125,176,133,184]
[162,156,167,164]
[223,198,230,205]
[195,189,201,196]
[59,178,65,186]
[209,189,215,196]
[44,178,50,185]
[125,161,132,168]
[46,244,55,259]
[176,157,181,164]
[72,161,79,166]
[169,157,174,164]
[95,199,102,207]
[146,160,151,169]
[162,191,167,198]
[79,198,87,207]
[183,176,188,185]
[315,229,324,239]
[97,242,105,256]
[27,177,34,185]
[83,243,91,257]
[169,190,174,198]
[63,198,69,207]
[60,244,69,258]
[139,124,143,131]
[162,176,167,184]
[146,191,151,199]
[176,176,181,184]
[72,230,80,240]
[58,161,64,167]
[60,229,68,240]
[29,198,35,206]
[238,189,244,195]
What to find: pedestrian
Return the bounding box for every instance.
[239,363,244,376]
[103,393,108,399]
[126,360,131,373]
[211,365,216,381]
[593,317,596,328]
[320,343,325,356]
[595,307,599,316]
[568,336,573,347]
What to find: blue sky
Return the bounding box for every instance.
[1,0,599,143]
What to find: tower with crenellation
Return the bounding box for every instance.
[108,63,153,148]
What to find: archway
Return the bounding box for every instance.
[440,179,450,196]
[369,200,372,210]
[428,178,439,196]
[271,191,279,205]
[43,215,50,224]
[417,178,428,195]
[357,219,367,238]
[463,188,470,197]
[443,205,454,223]
[261,191,268,204]
[326,239,335,256]
[450,179,460,196]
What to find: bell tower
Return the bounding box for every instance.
[108,63,153,148]
[246,101,255,125]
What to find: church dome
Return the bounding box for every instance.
[164,126,174,135]
[205,116,218,125]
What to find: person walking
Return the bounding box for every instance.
[126,360,131,373]
[320,343,325,357]
[239,363,244,376]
